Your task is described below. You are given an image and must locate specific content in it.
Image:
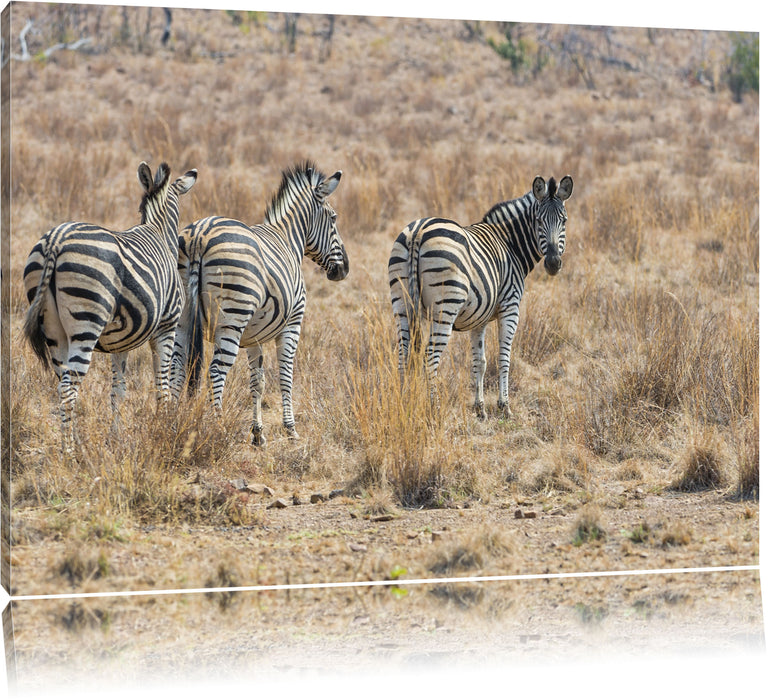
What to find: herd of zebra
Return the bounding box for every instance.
[21,159,573,456]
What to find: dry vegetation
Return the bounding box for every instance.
[3,3,760,689]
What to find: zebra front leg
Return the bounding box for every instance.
[496,309,519,419]
[470,326,488,420]
[110,352,129,433]
[276,327,301,440]
[246,345,267,447]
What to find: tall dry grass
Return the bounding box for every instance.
[7,7,759,549]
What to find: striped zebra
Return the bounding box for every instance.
[171,161,348,446]
[388,175,573,419]
[23,162,198,454]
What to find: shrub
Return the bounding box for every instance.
[727,33,758,103]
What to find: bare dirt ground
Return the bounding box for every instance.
[8,483,762,692]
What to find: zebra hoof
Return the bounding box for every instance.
[251,426,267,448]
[498,401,512,419]
[474,401,488,421]
[284,425,300,440]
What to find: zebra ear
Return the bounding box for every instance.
[174,169,198,195]
[154,163,171,188]
[532,176,548,201]
[316,171,342,198]
[557,175,573,201]
[137,162,154,193]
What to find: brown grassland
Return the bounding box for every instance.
[2,3,762,691]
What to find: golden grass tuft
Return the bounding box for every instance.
[571,504,607,546]
[670,428,727,492]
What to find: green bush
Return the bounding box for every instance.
[727,33,758,102]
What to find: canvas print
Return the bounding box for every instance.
[0,0,763,694]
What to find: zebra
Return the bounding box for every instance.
[388,175,573,419]
[171,161,348,446]
[22,161,198,455]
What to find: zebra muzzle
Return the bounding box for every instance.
[326,252,349,281]
[544,254,562,276]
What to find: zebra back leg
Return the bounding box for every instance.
[424,312,459,408]
[246,344,267,447]
[275,325,301,440]
[496,308,519,419]
[57,368,84,456]
[470,326,488,420]
[208,326,243,411]
[149,329,177,405]
[56,307,106,455]
[110,351,129,433]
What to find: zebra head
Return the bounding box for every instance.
[532,175,573,276]
[306,167,349,282]
[138,162,198,256]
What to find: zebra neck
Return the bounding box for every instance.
[141,186,180,257]
[481,196,543,269]
[264,198,313,264]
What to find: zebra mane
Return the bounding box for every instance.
[265,160,324,225]
[480,176,563,224]
[480,190,531,224]
[139,162,171,224]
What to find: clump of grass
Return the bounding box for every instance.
[571,505,606,546]
[58,548,110,586]
[670,437,726,492]
[344,302,479,508]
[574,602,608,626]
[60,601,112,633]
[428,527,514,576]
[528,443,592,495]
[731,413,758,500]
[660,522,693,547]
[622,521,651,543]
[205,561,243,611]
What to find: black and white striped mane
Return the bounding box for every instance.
[480,177,559,224]
[265,160,324,225]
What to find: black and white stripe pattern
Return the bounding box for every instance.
[388,175,573,419]
[23,162,198,454]
[171,161,348,446]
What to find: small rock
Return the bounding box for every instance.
[348,542,367,552]
[431,531,444,541]
[310,493,327,504]
[515,508,524,519]
[329,489,345,499]
[230,478,249,491]
[267,499,289,509]
[247,483,274,497]
[371,514,395,522]
[292,494,302,506]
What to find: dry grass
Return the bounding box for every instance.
[6,6,758,603]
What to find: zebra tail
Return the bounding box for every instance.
[185,258,205,396]
[22,241,59,369]
[406,231,424,354]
